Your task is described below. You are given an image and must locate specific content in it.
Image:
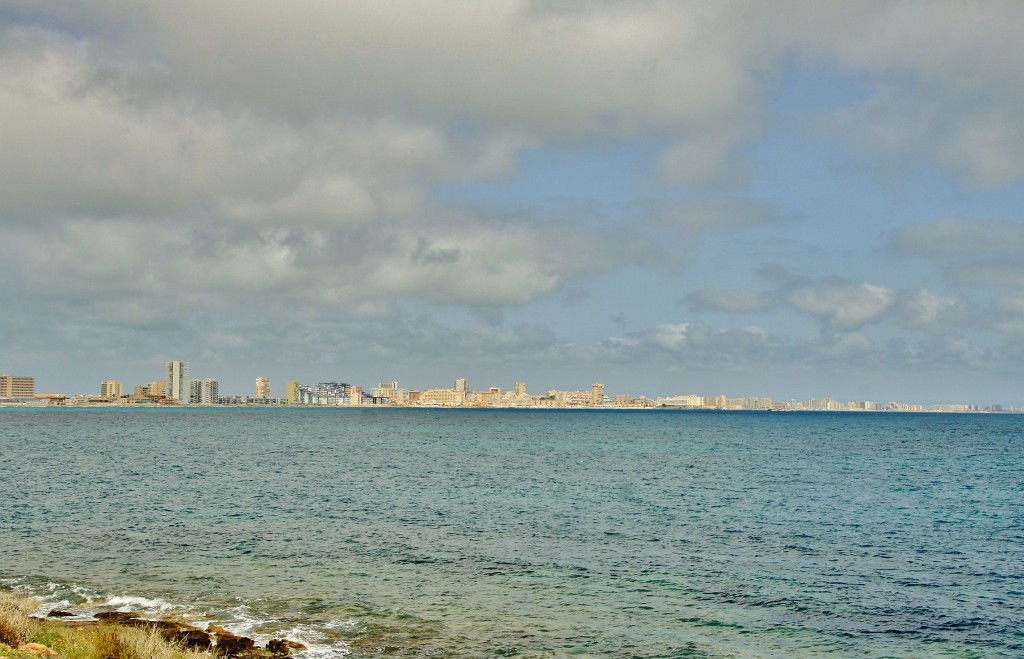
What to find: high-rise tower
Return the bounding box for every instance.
[165,360,190,403]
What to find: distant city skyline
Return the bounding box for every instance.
[1,358,1018,411]
[1,4,1023,405]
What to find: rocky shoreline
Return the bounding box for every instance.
[40,609,307,658]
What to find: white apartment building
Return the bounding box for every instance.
[165,360,190,403]
[190,378,219,404]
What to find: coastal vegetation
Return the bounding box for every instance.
[0,592,303,659]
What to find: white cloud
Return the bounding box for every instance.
[786,282,896,330]
[896,289,972,333]
[3,2,1024,401]
[647,323,696,352]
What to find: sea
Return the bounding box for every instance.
[0,407,1021,657]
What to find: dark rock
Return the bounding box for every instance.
[209,625,257,657]
[92,612,212,649]
[165,628,213,650]
[46,610,75,618]
[266,638,308,656]
[95,611,143,624]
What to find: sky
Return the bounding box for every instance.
[2,1,1023,405]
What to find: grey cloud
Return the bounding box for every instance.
[891,219,1024,257]
[886,335,1002,374]
[3,2,761,137]
[1,11,675,322]
[560,287,591,307]
[649,198,783,233]
[996,293,1024,315]
[889,219,1024,294]
[835,89,1024,189]
[807,4,1024,187]
[993,294,1024,337]
[686,288,774,314]
[605,319,1015,380]
[946,259,1024,289]
[0,212,626,326]
[617,322,784,371]
[9,1,1024,195]
[609,312,629,329]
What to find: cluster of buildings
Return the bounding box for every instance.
[283,379,612,408]
[657,394,972,412]
[0,366,1018,413]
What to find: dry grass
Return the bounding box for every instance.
[0,592,36,647]
[0,591,213,659]
[59,625,211,659]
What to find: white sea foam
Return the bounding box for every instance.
[211,606,352,658]
[217,604,264,637]
[267,627,351,659]
[102,595,175,613]
[1,578,104,619]
[293,648,352,658]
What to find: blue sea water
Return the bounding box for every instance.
[0,407,1021,657]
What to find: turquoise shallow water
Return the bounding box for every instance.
[1,407,1022,657]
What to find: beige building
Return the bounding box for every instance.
[286,380,300,404]
[468,387,504,406]
[143,380,166,399]
[100,380,123,399]
[0,375,34,398]
[256,377,271,399]
[419,387,465,406]
[371,381,409,404]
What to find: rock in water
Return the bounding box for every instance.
[209,625,257,657]
[267,638,308,655]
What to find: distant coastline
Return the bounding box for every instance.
[0,399,1018,413]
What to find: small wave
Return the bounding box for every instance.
[102,594,176,613]
[202,605,354,658]
[293,649,351,658]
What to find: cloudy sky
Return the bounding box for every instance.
[2,1,1023,405]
